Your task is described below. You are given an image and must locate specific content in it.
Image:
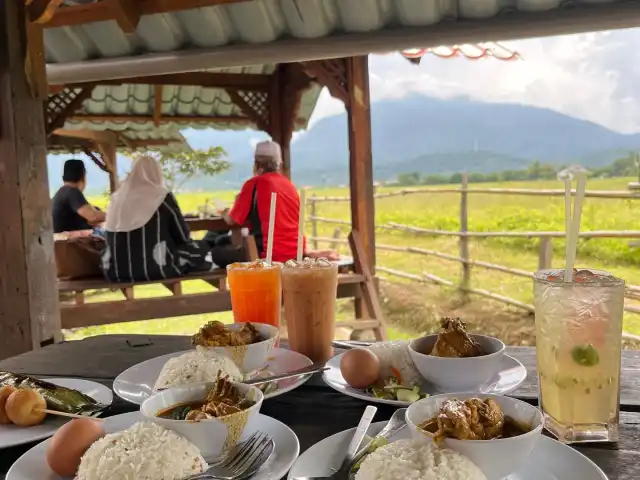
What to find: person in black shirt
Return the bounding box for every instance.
[52,159,106,233]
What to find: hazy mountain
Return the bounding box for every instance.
[48,95,640,192]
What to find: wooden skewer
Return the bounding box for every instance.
[36,409,104,421]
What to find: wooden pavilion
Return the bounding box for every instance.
[2,0,639,360]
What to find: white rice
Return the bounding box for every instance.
[366,341,422,386]
[355,439,486,480]
[77,421,207,480]
[153,347,243,391]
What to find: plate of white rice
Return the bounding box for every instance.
[113,347,313,405]
[287,421,608,480]
[7,411,301,480]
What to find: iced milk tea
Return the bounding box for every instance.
[281,259,338,363]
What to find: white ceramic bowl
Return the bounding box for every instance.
[141,381,263,459]
[199,322,279,374]
[406,393,544,480]
[408,334,505,391]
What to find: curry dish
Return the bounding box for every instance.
[429,318,486,358]
[156,375,254,421]
[419,397,532,441]
[191,321,262,347]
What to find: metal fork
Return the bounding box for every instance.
[183,431,274,480]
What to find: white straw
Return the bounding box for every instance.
[563,178,573,282]
[297,189,306,262]
[564,175,587,282]
[265,192,277,264]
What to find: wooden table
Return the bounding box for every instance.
[1,336,639,479]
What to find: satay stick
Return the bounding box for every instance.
[36,408,104,421]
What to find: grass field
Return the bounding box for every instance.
[73,177,640,344]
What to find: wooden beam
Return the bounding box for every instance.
[68,114,252,124]
[153,85,163,127]
[52,72,272,91]
[27,0,63,24]
[109,0,141,33]
[44,0,251,29]
[301,60,349,105]
[96,140,118,192]
[53,128,119,144]
[0,0,61,360]
[126,138,182,148]
[346,56,375,269]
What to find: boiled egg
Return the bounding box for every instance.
[46,418,105,477]
[340,348,381,389]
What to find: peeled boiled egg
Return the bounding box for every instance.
[340,348,381,389]
[46,418,105,477]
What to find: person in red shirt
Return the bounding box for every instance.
[223,141,304,263]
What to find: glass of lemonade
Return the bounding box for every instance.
[534,268,624,443]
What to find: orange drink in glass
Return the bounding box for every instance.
[226,262,282,328]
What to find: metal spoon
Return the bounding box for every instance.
[350,408,407,469]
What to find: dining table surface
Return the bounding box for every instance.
[1,334,639,480]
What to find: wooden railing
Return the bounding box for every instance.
[305,177,640,341]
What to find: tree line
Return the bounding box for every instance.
[394,153,640,186]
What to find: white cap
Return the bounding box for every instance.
[255,141,282,162]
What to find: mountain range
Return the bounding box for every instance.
[47,95,640,192]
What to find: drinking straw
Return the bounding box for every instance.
[265,192,277,264]
[297,189,306,262]
[561,166,590,282]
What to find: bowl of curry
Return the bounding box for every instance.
[141,375,263,459]
[191,321,279,375]
[406,393,544,480]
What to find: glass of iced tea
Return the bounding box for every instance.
[226,261,282,328]
[534,268,624,443]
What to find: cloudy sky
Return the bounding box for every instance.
[305,27,640,135]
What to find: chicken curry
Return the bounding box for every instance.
[429,318,486,358]
[419,398,532,441]
[156,375,254,421]
[192,321,262,347]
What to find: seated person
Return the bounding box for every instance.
[223,141,339,262]
[52,159,106,233]
[100,155,242,282]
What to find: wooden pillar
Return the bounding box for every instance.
[346,56,376,269]
[97,140,118,192]
[269,66,291,178]
[0,2,61,360]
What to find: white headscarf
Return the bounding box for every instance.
[105,155,170,232]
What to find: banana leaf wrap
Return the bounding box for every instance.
[0,371,107,416]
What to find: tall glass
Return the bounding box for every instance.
[281,261,338,363]
[534,268,624,443]
[227,262,282,328]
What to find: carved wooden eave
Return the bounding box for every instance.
[45,85,96,136]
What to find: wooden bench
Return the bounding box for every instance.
[57,229,385,340]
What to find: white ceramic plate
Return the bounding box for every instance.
[7,411,299,480]
[288,421,608,480]
[323,352,527,406]
[0,378,113,449]
[113,348,313,405]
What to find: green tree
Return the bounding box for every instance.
[153,147,230,191]
[397,172,422,186]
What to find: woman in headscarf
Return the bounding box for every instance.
[101,155,214,282]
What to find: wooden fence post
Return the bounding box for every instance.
[538,237,553,270]
[310,193,318,249]
[330,228,342,251]
[459,172,471,299]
